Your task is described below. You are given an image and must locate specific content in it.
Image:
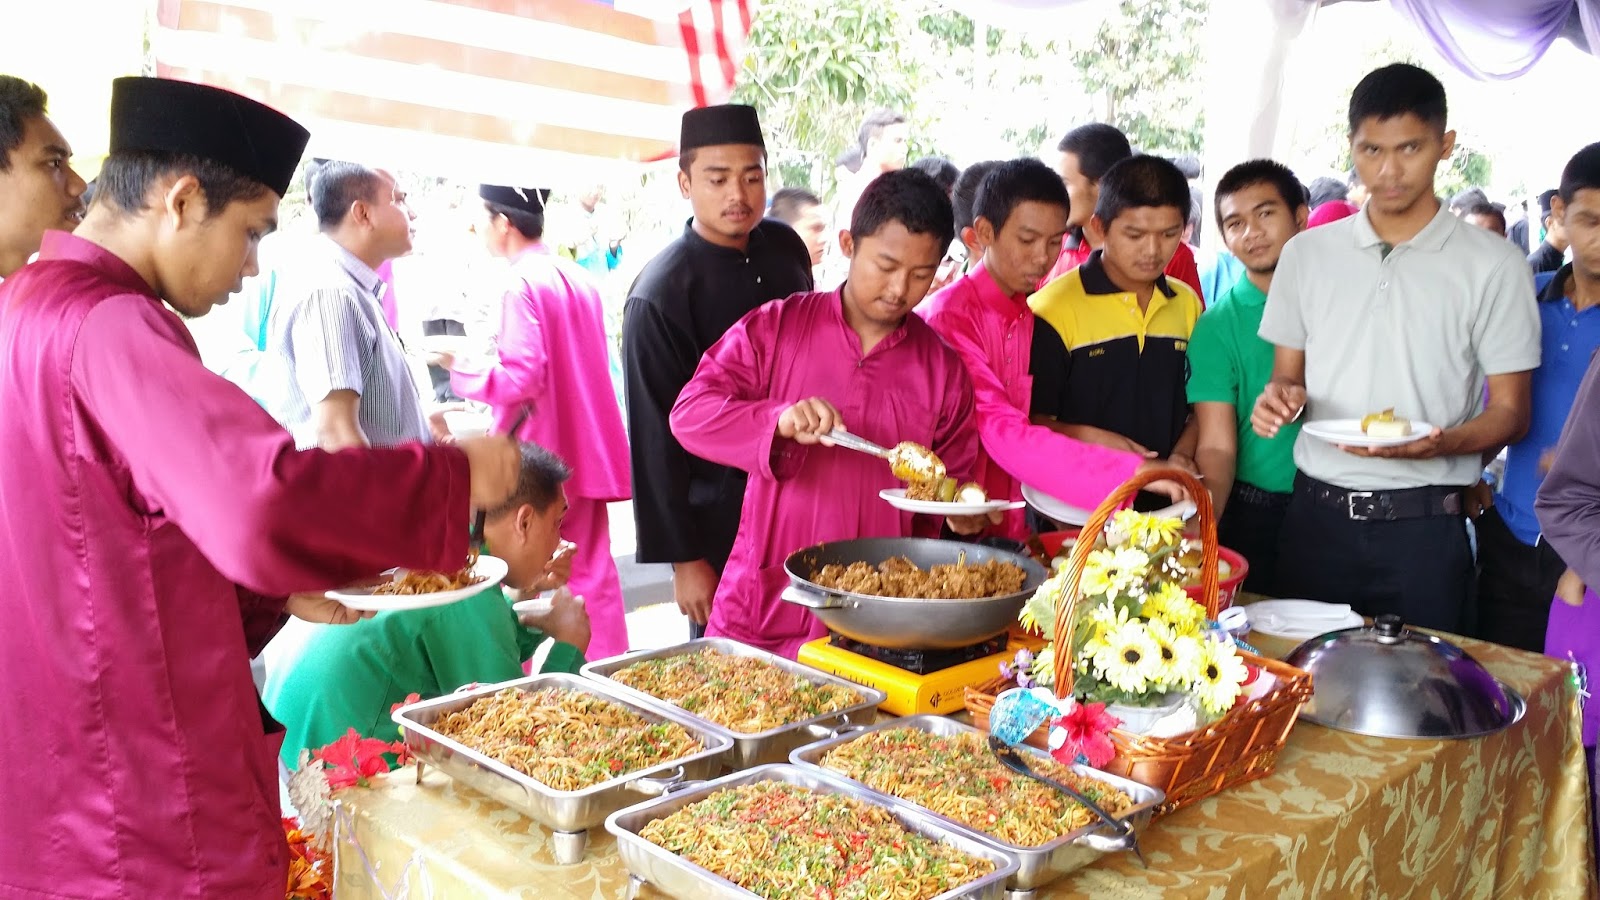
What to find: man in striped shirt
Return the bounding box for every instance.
[259,161,427,449]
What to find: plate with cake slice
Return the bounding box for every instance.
[1303,409,1436,448]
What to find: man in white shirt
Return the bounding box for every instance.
[259,161,427,450]
[1253,64,1539,633]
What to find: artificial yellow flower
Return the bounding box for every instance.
[1192,639,1250,715]
[1109,509,1186,552]
[1143,619,1185,687]
[1142,582,1204,635]
[1167,632,1205,686]
[1080,547,1151,599]
[1090,620,1163,694]
[1019,571,1067,634]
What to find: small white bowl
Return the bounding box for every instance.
[443,410,493,439]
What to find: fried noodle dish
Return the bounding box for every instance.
[819,728,1135,847]
[373,549,485,595]
[638,781,995,899]
[610,650,861,733]
[811,556,1026,599]
[430,687,702,791]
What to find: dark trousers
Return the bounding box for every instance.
[687,503,739,641]
[1218,483,1289,597]
[1473,506,1566,653]
[1275,477,1475,634]
[422,318,465,403]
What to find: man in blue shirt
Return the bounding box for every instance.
[1472,143,1600,652]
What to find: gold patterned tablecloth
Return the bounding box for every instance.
[334,635,1595,899]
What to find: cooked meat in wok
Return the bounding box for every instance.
[811,556,1026,599]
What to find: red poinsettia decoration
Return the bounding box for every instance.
[283,817,331,900]
[1049,701,1122,769]
[312,728,409,790]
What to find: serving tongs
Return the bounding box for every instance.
[987,735,1147,866]
[824,428,946,483]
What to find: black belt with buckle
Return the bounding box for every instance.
[1297,474,1464,521]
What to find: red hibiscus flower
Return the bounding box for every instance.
[313,728,400,790]
[1049,701,1122,769]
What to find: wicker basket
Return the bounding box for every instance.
[966,467,1313,816]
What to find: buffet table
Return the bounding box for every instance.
[330,632,1594,899]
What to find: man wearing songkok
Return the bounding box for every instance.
[257,160,425,449]
[623,104,813,639]
[0,74,86,278]
[1254,64,1538,632]
[266,443,591,767]
[436,183,632,659]
[920,158,1185,542]
[671,169,988,658]
[0,76,521,897]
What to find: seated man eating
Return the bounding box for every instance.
[264,443,591,768]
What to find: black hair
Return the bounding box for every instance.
[492,443,572,516]
[1559,143,1600,205]
[1348,63,1447,135]
[850,168,955,249]
[309,161,382,230]
[1450,186,1489,212]
[93,150,272,218]
[1056,123,1132,183]
[486,200,544,240]
[910,156,960,194]
[1213,159,1307,230]
[1093,154,1191,225]
[973,158,1069,233]
[769,187,821,225]
[1307,176,1347,208]
[951,160,1001,233]
[0,75,48,172]
[1464,202,1506,232]
[835,108,908,173]
[1171,155,1202,180]
[1539,187,1561,217]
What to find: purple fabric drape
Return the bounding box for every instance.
[1382,0,1599,80]
[946,0,1599,80]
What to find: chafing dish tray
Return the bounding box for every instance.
[790,714,1163,894]
[581,637,887,768]
[605,763,1019,900]
[391,672,732,864]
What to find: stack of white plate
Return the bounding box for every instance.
[1244,599,1364,640]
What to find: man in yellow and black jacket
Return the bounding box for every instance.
[1029,154,1202,481]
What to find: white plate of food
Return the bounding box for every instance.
[879,488,1024,516]
[1021,484,1195,527]
[1243,598,1364,639]
[326,554,508,611]
[1303,412,1435,448]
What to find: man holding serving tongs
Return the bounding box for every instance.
[670,169,996,658]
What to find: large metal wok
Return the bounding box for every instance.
[781,537,1048,649]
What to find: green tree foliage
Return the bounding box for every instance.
[730,0,920,192]
[1067,0,1208,155]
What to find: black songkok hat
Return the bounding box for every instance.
[479,184,551,214]
[109,77,310,198]
[679,104,765,153]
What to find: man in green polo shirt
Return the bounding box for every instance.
[1187,160,1310,596]
[264,443,592,769]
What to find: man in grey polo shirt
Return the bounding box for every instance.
[260,161,428,449]
[1252,64,1539,632]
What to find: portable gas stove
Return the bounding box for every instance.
[798,626,1042,716]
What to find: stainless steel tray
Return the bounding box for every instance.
[581,638,887,768]
[605,763,1019,900]
[789,714,1163,891]
[391,672,733,863]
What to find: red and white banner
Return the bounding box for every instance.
[152,0,755,182]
